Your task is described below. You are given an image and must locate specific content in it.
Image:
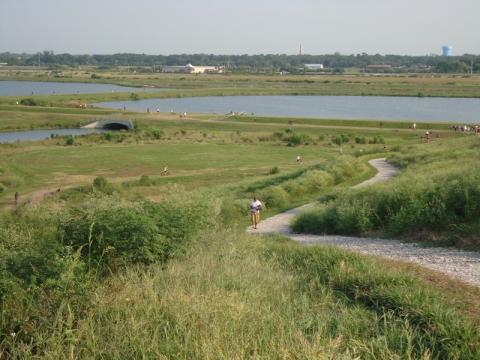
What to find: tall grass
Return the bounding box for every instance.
[293,137,480,248]
[0,191,219,356]
[7,232,478,359]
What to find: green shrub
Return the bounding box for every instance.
[0,222,91,347]
[146,193,219,247]
[59,197,168,267]
[102,132,113,141]
[139,175,153,186]
[355,136,366,144]
[93,176,115,195]
[20,98,38,106]
[333,134,351,145]
[269,166,280,175]
[64,135,75,146]
[259,186,289,209]
[284,132,313,146]
[369,135,385,144]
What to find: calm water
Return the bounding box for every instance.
[0,80,165,96]
[96,95,480,123]
[0,128,107,143]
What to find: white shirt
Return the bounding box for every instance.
[250,200,262,213]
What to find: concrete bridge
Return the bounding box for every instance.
[82,119,134,131]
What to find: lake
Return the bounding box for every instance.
[0,80,165,96]
[0,128,107,143]
[96,95,480,123]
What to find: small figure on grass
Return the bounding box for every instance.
[249,196,263,230]
[14,191,19,206]
[161,166,169,176]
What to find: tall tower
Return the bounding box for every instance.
[442,45,453,57]
[299,44,303,56]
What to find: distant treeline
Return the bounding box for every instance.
[1,51,480,73]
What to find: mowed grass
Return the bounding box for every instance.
[0,142,333,197]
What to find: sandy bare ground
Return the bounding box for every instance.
[248,158,480,287]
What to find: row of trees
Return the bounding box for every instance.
[1,51,479,73]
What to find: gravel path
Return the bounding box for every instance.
[248,158,480,287]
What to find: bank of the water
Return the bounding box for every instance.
[0,128,107,143]
[95,95,480,123]
[0,80,166,96]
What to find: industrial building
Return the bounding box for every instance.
[162,64,225,74]
[304,64,324,70]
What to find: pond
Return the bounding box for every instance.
[0,80,166,96]
[0,128,107,144]
[96,95,480,123]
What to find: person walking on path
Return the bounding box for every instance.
[14,191,19,206]
[249,196,263,230]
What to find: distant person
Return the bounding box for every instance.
[147,107,150,113]
[14,192,19,206]
[161,166,169,176]
[249,196,263,230]
[296,155,302,164]
[413,123,416,130]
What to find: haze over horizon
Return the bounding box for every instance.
[1,0,479,56]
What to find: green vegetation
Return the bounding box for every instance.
[293,136,480,248]
[1,192,479,358]
[1,75,479,358]
[2,51,480,74]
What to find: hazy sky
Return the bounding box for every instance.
[1,0,479,55]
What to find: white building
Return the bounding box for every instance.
[304,64,324,70]
[162,64,225,74]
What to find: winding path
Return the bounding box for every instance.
[249,158,480,287]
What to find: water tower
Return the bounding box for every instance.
[442,45,453,57]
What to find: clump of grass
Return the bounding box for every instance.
[268,166,280,175]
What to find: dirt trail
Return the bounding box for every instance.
[248,158,480,287]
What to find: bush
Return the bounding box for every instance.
[20,98,38,106]
[369,135,385,144]
[102,132,113,141]
[269,166,280,175]
[0,221,91,347]
[355,136,366,144]
[64,135,75,146]
[146,192,220,248]
[259,186,289,209]
[60,198,168,268]
[284,132,313,146]
[93,176,115,195]
[139,175,153,186]
[333,134,350,145]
